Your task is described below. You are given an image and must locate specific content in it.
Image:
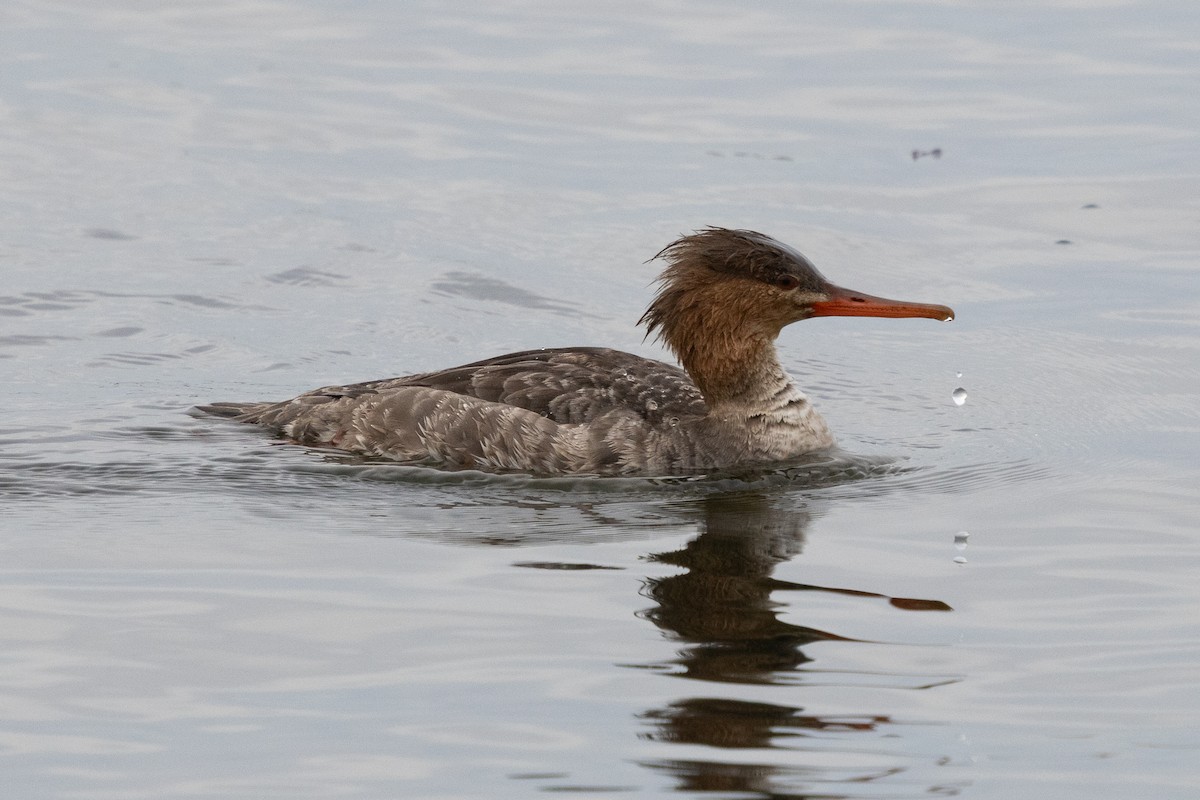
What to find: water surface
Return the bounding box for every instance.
[2,1,1199,798]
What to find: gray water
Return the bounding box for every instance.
[3,1,1199,797]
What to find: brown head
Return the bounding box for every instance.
[639,228,954,402]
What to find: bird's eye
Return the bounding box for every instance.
[775,275,800,290]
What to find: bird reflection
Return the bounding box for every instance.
[636,491,955,797]
[640,492,851,682]
[641,697,889,748]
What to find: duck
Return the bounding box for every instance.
[197,228,953,476]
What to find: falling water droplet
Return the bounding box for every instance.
[956,371,963,378]
[952,387,967,406]
[953,556,968,565]
[955,531,969,551]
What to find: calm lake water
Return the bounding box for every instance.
[3,1,1199,797]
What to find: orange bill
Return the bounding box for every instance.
[811,284,954,321]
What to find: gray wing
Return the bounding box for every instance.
[377,347,706,423]
[218,347,703,425]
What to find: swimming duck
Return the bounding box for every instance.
[198,228,953,475]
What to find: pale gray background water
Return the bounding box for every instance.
[2,1,1198,798]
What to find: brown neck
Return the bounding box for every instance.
[647,282,791,408]
[683,335,790,409]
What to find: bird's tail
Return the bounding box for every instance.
[191,402,273,422]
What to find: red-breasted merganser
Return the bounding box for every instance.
[198,228,953,475]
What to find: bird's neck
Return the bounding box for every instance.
[644,276,801,413]
[665,317,795,412]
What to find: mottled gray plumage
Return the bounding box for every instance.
[198,228,953,475]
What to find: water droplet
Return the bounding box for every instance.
[953,556,968,565]
[645,399,658,412]
[952,387,967,406]
[668,416,679,427]
[955,371,963,378]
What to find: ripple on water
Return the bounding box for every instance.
[279,447,901,496]
[0,334,81,349]
[265,266,350,287]
[2,409,1051,540]
[3,411,898,501]
[0,289,275,329]
[429,270,597,318]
